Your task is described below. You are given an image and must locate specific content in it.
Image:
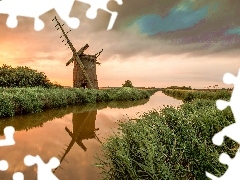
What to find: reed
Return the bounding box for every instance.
[0,87,157,118]
[162,89,231,102]
[95,92,236,179]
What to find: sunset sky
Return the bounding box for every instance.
[0,0,239,88]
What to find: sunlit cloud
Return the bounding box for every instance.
[0,0,239,88]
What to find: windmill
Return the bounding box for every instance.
[53,109,102,173]
[52,16,102,89]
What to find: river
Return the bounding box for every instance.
[0,91,182,180]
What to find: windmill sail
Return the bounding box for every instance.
[52,16,94,89]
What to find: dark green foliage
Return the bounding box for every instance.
[96,90,110,102]
[183,92,194,102]
[122,80,134,88]
[113,87,151,101]
[95,99,237,179]
[165,86,192,90]
[0,64,62,88]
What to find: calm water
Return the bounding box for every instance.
[0,91,181,180]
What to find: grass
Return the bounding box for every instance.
[0,87,158,118]
[162,88,231,102]
[95,89,237,179]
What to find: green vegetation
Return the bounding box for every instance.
[0,64,62,88]
[96,89,236,179]
[162,89,231,102]
[165,86,192,90]
[122,80,134,88]
[0,65,158,118]
[0,98,151,135]
[0,87,157,118]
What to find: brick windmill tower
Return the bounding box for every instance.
[52,16,102,89]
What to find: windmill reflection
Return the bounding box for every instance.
[53,109,101,173]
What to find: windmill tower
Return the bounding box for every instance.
[53,109,102,173]
[52,16,102,89]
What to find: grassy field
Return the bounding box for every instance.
[162,88,231,102]
[95,89,236,179]
[0,87,158,118]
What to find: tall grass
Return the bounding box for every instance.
[0,87,157,117]
[162,89,231,102]
[95,99,236,179]
[95,89,236,179]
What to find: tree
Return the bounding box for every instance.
[122,80,134,88]
[0,64,62,88]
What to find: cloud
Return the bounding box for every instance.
[1,0,240,66]
[225,27,240,36]
[129,3,208,35]
[110,0,240,57]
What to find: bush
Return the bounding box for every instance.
[0,64,62,88]
[113,87,150,101]
[122,80,134,88]
[183,92,194,102]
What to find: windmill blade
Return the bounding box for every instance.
[66,44,89,66]
[53,16,94,89]
[95,49,103,58]
[66,56,75,66]
[77,44,89,55]
[53,16,77,54]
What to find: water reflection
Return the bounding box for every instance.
[53,110,102,173]
[0,97,152,179]
[0,91,182,179]
[0,98,149,135]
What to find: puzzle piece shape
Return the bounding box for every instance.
[13,172,24,180]
[206,150,240,179]
[216,69,240,122]
[205,69,240,179]
[107,0,122,12]
[0,126,15,146]
[212,123,240,146]
[0,160,8,171]
[24,155,60,180]
[76,0,123,30]
[211,69,240,146]
[0,0,79,31]
[0,0,122,31]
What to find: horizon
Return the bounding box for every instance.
[0,1,239,89]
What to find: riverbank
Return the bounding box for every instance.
[0,87,158,118]
[96,89,236,179]
[162,88,231,102]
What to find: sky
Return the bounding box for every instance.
[0,0,240,88]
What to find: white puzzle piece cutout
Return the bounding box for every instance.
[12,172,24,180]
[0,0,79,31]
[0,126,15,146]
[206,69,240,179]
[216,70,240,122]
[0,160,8,171]
[0,0,123,31]
[24,155,60,180]
[206,151,240,180]
[0,126,14,176]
